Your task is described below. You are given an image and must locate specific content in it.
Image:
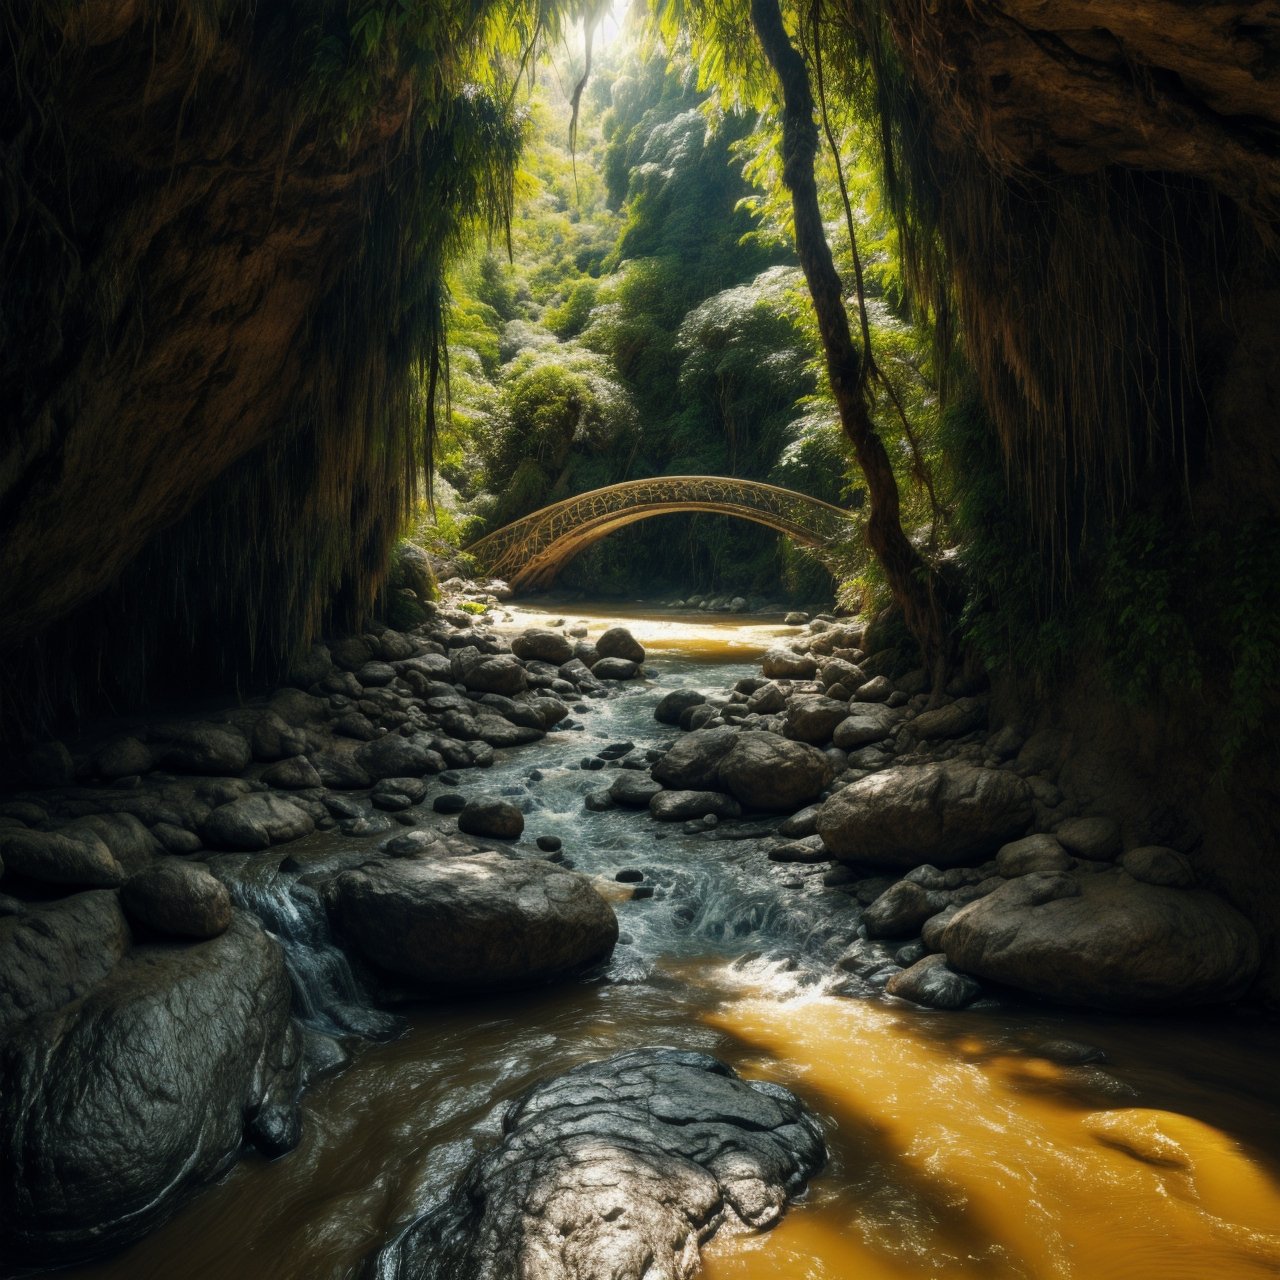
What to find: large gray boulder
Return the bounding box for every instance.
[326,854,617,992]
[783,696,850,745]
[717,734,832,811]
[649,790,742,822]
[199,793,315,851]
[0,914,300,1267]
[817,763,1033,867]
[886,954,982,1010]
[654,689,706,725]
[832,704,898,749]
[452,648,528,696]
[511,628,574,665]
[0,826,125,888]
[650,726,740,791]
[120,862,232,939]
[596,626,646,664]
[368,1048,824,1280]
[941,870,1261,1009]
[761,648,818,680]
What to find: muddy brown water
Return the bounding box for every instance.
[60,607,1280,1280]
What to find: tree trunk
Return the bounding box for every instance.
[749,0,949,691]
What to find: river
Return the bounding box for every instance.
[62,606,1280,1280]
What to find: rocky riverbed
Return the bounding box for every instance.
[2,596,1277,1278]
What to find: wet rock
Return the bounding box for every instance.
[536,836,562,853]
[651,726,740,791]
[717,734,832,811]
[819,657,866,691]
[817,763,1033,868]
[783,696,850,745]
[906,696,987,741]
[995,834,1073,877]
[1035,1039,1107,1066]
[511,629,574,665]
[452,649,528,696]
[326,855,617,991]
[584,790,614,812]
[886,954,982,1010]
[895,940,927,967]
[921,905,960,951]
[864,880,949,938]
[261,755,322,790]
[941,871,1261,1008]
[355,734,443,781]
[0,892,132,1033]
[0,915,300,1267]
[1120,846,1195,887]
[1054,815,1122,862]
[767,835,828,863]
[120,862,232,939]
[592,656,639,681]
[199,794,315,851]
[333,711,378,741]
[616,868,644,883]
[596,626,646,664]
[609,773,664,808]
[650,790,743,822]
[148,722,252,775]
[746,682,787,714]
[153,822,202,855]
[0,826,124,888]
[778,805,820,838]
[458,798,524,840]
[831,704,899,749]
[94,735,153,780]
[369,1048,823,1280]
[654,689,707,725]
[853,675,894,703]
[761,648,818,680]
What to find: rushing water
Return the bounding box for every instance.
[62,607,1280,1280]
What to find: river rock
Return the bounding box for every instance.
[817,763,1033,868]
[1120,846,1195,887]
[325,854,617,991]
[761,648,818,680]
[199,793,315,851]
[886,954,982,1010]
[654,689,706,725]
[717,734,832,810]
[592,656,639,681]
[651,726,740,790]
[906,696,987,740]
[853,675,894,703]
[368,1047,824,1280]
[940,870,1261,1008]
[262,755,322,789]
[452,649,528,696]
[832,704,898,749]
[1054,815,1122,862]
[746,682,787,714]
[784,696,850,745]
[995,833,1073,877]
[0,826,124,888]
[609,773,664,808]
[458,798,524,840]
[94,735,153,780]
[356,733,444,780]
[148,722,252,774]
[864,880,949,938]
[596,627,646,664]
[650,790,743,822]
[511,629,574,665]
[120,861,232,939]
[0,914,301,1267]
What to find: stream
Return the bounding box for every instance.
[61,607,1280,1280]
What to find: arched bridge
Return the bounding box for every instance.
[464,476,856,590]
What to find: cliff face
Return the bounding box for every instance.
[0,3,517,733]
[864,0,1280,998]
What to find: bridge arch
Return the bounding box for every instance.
[463,476,855,590]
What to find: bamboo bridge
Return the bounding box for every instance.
[464,475,856,590]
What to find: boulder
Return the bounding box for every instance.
[148,722,252,774]
[94,735,153,780]
[783,696,850,745]
[261,755,322,789]
[592,657,639,681]
[511,629,574,665]
[1120,846,1195,887]
[0,915,300,1267]
[325,855,617,991]
[654,689,706,725]
[995,834,1073,877]
[608,773,664,809]
[0,827,124,888]
[650,726,740,791]
[199,794,315,851]
[120,862,232,939]
[355,734,443,781]
[367,1048,824,1280]
[596,627,646,664]
[906,696,987,740]
[452,649,528,696]
[864,880,949,938]
[832,704,899,749]
[458,798,525,840]
[717,734,832,811]
[761,648,818,680]
[853,675,894,703]
[941,871,1261,1008]
[0,892,132,1034]
[1054,815,1122,862]
[649,790,742,822]
[817,763,1033,868]
[249,712,308,762]
[746,682,787,714]
[819,657,866,691]
[886,954,982,1010]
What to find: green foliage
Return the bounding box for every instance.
[457,599,489,615]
